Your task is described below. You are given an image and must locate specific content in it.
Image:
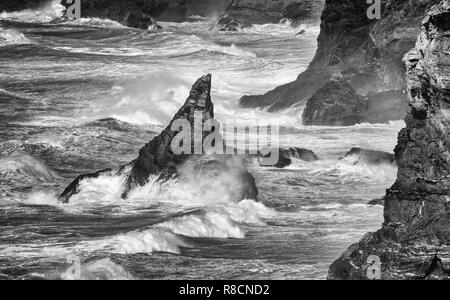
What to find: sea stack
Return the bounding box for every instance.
[59,74,258,203]
[328,1,450,280]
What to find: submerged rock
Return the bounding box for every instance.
[59,74,259,203]
[329,1,450,280]
[342,148,395,166]
[302,78,367,126]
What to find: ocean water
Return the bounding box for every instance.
[0,1,403,280]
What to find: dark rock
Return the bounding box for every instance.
[240,0,441,112]
[296,29,306,36]
[272,147,318,168]
[329,1,450,280]
[0,0,45,12]
[211,14,248,32]
[59,74,259,203]
[121,74,215,198]
[59,169,113,204]
[367,198,385,206]
[302,79,367,126]
[342,148,395,165]
[225,0,324,25]
[123,13,162,30]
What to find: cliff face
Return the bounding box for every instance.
[225,0,324,25]
[329,1,450,280]
[240,0,441,113]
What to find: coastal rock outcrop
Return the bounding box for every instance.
[302,78,367,126]
[225,0,324,25]
[341,148,395,166]
[240,0,441,115]
[328,1,450,280]
[261,147,318,168]
[59,74,259,203]
[210,14,248,32]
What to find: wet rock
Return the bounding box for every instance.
[211,14,248,32]
[302,78,367,126]
[367,198,385,206]
[240,0,441,112]
[124,13,162,30]
[270,147,319,168]
[342,148,395,165]
[59,74,259,203]
[296,29,306,36]
[225,0,324,25]
[329,1,450,280]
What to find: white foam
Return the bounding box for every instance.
[0,152,57,181]
[61,17,125,29]
[0,0,65,23]
[0,27,32,46]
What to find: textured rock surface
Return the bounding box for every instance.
[240,0,441,112]
[225,0,324,25]
[263,147,318,168]
[342,148,395,166]
[302,79,367,126]
[210,13,248,32]
[60,75,259,202]
[329,1,450,280]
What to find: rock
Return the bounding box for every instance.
[296,29,306,36]
[302,79,367,126]
[271,147,318,168]
[124,13,162,30]
[342,148,395,165]
[59,74,259,203]
[211,14,248,32]
[329,1,450,280]
[240,0,441,112]
[367,198,385,206]
[225,0,324,25]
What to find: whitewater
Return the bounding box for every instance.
[0,2,402,280]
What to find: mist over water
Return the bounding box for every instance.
[0,5,401,280]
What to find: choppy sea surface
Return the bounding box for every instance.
[0,1,403,280]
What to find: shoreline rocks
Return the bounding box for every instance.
[328,1,450,280]
[342,148,395,166]
[302,78,367,126]
[240,0,441,117]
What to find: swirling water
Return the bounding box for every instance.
[0,4,403,280]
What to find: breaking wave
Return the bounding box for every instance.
[0,27,32,46]
[0,152,57,181]
[0,0,65,23]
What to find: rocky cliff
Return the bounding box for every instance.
[224,0,324,25]
[1,0,324,27]
[329,1,450,280]
[240,0,441,115]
